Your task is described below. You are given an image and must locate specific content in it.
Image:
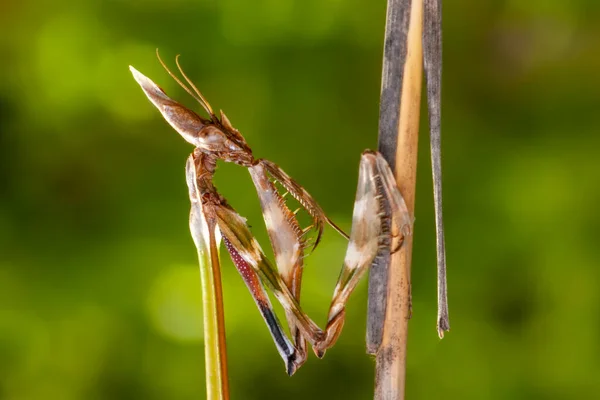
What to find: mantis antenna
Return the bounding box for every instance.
[155,49,215,118]
[174,54,215,118]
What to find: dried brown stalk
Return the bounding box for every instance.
[368,0,447,398]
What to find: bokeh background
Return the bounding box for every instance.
[1,0,600,399]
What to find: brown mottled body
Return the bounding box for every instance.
[130,53,411,375]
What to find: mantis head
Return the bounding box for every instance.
[130,51,254,166]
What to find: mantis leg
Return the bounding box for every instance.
[246,159,354,365]
[248,163,308,368]
[259,159,349,245]
[189,148,410,370]
[214,205,326,348]
[313,151,412,355]
[222,236,300,375]
[185,154,231,396]
[186,152,302,375]
[220,151,411,358]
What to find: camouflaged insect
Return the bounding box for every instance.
[130,53,412,376]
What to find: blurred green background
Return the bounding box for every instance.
[1,0,600,399]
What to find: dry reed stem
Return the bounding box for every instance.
[370,0,423,398]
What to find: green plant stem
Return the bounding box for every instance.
[192,208,230,400]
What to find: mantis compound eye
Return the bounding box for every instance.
[196,125,234,151]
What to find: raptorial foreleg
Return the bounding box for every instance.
[314,151,412,356]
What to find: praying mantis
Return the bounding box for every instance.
[130,52,413,376]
